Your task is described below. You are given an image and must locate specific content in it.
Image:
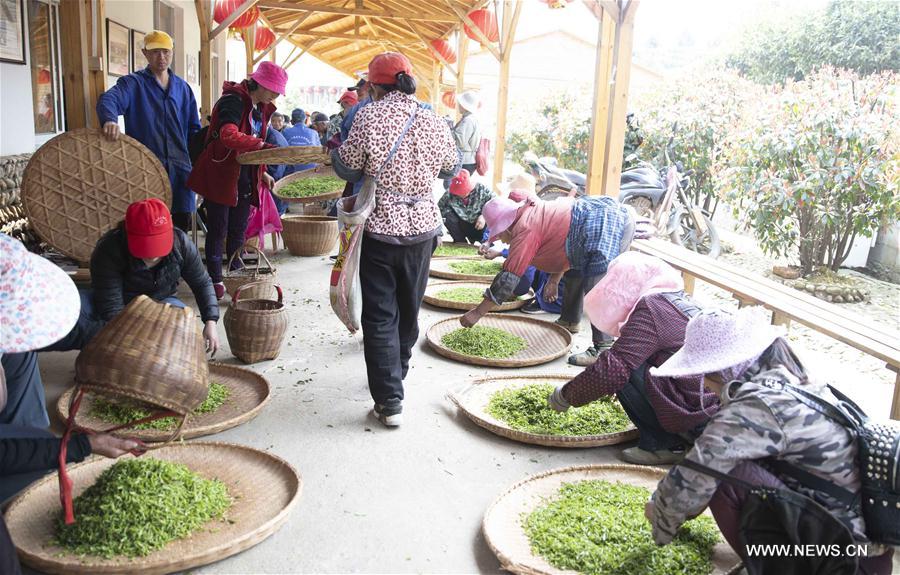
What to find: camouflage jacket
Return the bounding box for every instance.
[650,366,866,544]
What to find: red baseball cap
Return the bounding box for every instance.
[449,169,475,197]
[338,90,359,106]
[125,198,173,259]
[368,52,413,85]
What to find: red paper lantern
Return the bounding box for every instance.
[441,90,456,109]
[254,25,275,51]
[37,68,51,84]
[464,9,499,43]
[213,0,260,29]
[429,38,457,64]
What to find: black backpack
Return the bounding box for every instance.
[188,125,210,164]
[762,381,900,546]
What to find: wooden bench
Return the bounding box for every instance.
[631,238,900,420]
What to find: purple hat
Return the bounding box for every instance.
[250,61,288,95]
[650,307,785,378]
[483,197,525,242]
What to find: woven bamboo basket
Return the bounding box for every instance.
[426,315,572,368]
[5,442,302,575]
[272,165,344,204]
[223,243,277,300]
[432,242,482,259]
[448,375,639,448]
[73,295,208,437]
[281,214,338,256]
[482,464,742,575]
[21,128,172,264]
[224,281,289,364]
[237,145,330,166]
[430,257,505,281]
[57,363,271,442]
[423,280,532,312]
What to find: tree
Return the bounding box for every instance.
[726,1,900,84]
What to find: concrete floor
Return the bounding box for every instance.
[29,245,899,574]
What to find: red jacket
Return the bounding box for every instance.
[187,80,275,206]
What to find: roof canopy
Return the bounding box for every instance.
[255,0,490,97]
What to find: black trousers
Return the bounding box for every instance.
[559,269,612,345]
[443,210,483,244]
[359,234,437,410]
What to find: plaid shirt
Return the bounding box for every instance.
[566,196,629,277]
[438,183,494,224]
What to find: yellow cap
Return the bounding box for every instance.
[144,30,173,51]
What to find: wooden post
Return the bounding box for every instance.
[455,30,468,122]
[682,272,696,295]
[602,0,639,197]
[585,8,615,196]
[491,0,522,190]
[194,0,213,122]
[59,0,90,129]
[771,311,792,328]
[431,61,440,109]
[890,367,900,420]
[244,23,256,76]
[85,0,107,127]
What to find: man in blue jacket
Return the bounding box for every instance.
[281,108,320,175]
[96,30,201,232]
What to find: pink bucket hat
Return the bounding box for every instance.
[250,61,288,95]
[0,234,79,353]
[584,252,683,337]
[650,306,785,378]
[483,197,525,242]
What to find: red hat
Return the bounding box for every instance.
[338,90,359,106]
[368,52,413,85]
[449,169,475,197]
[125,198,173,259]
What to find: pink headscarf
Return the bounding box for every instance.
[584,252,683,337]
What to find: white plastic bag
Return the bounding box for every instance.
[329,177,375,333]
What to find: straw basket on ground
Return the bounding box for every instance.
[281,215,338,256]
[224,281,289,363]
[223,244,277,300]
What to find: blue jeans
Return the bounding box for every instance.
[43,289,185,352]
[0,352,49,429]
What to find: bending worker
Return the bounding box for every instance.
[460,193,637,364]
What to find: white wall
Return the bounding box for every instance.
[0,0,35,156]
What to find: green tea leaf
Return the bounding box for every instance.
[90,382,230,431]
[277,176,344,198]
[441,326,526,359]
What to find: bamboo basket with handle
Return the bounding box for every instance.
[223,281,289,364]
[223,243,277,300]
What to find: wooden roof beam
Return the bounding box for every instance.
[406,19,457,77]
[257,1,457,22]
[254,11,312,64]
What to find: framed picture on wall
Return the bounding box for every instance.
[131,30,145,72]
[185,52,197,84]
[0,0,26,64]
[106,19,130,77]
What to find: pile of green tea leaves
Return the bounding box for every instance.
[434,244,479,257]
[442,326,526,359]
[487,383,631,436]
[448,260,503,276]
[277,176,344,198]
[90,382,230,431]
[435,287,485,303]
[55,458,231,558]
[524,480,720,575]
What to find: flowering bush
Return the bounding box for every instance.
[726,69,899,274]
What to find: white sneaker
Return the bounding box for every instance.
[374,404,403,427]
